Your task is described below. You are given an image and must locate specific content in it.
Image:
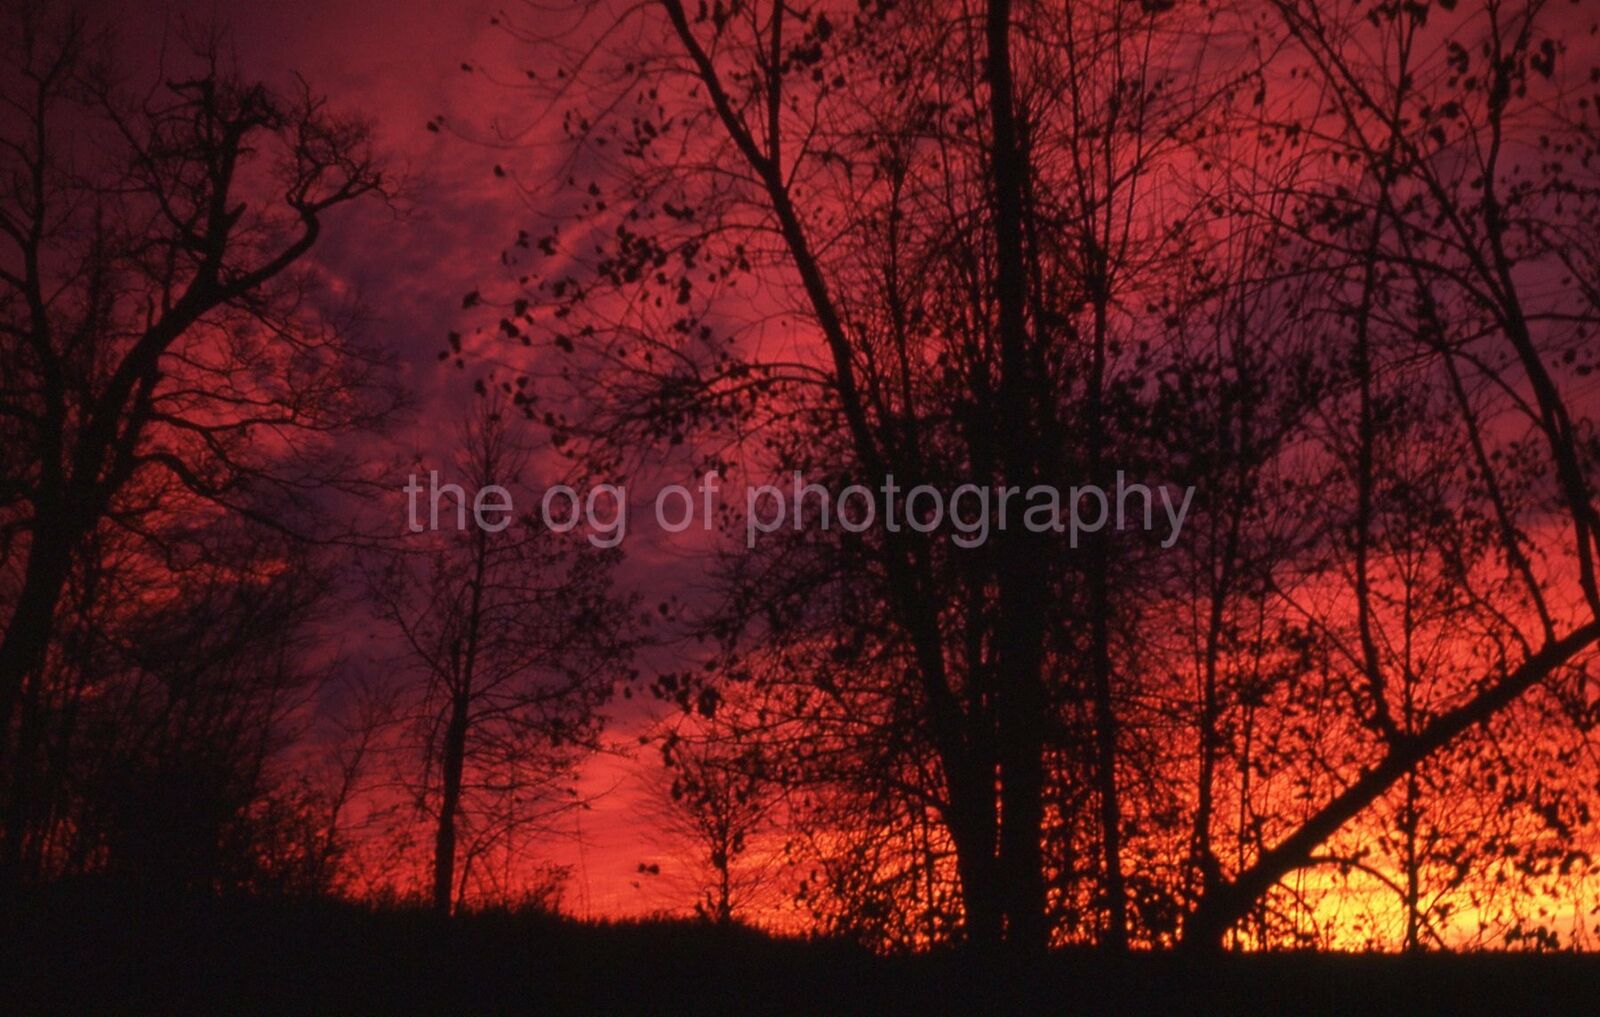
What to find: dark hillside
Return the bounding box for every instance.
[8,888,1600,1016]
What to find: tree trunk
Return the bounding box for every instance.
[431,691,470,915]
[997,671,1048,952]
[0,524,76,743]
[948,775,1003,950]
[984,0,1051,955]
[1088,561,1127,950]
[0,521,79,882]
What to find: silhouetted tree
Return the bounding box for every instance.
[454,0,1600,952]
[11,517,345,895]
[1177,0,1600,949]
[0,7,397,879]
[647,723,781,924]
[461,0,1242,953]
[370,399,637,913]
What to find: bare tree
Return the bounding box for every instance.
[370,399,637,913]
[0,7,397,875]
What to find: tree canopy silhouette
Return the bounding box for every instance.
[456,0,1600,951]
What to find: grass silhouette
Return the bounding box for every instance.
[8,883,1600,1015]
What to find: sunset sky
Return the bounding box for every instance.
[120,0,1600,931]
[11,0,1600,959]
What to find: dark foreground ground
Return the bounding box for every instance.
[6,887,1600,1016]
